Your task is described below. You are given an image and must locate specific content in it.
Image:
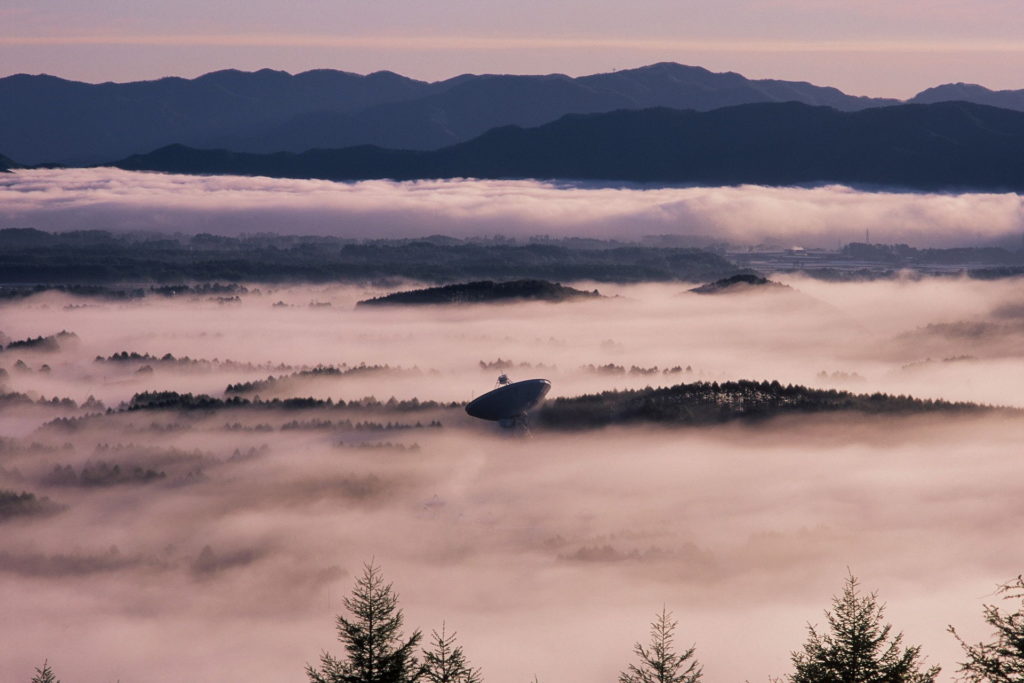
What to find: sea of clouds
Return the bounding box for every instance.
[2,280,1023,682]
[3,168,1024,247]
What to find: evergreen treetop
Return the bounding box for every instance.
[620,606,703,683]
[31,660,60,683]
[422,622,482,683]
[306,561,423,683]
[789,573,940,683]
[950,574,1024,683]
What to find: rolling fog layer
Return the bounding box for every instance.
[3,168,1024,247]
[1,279,1023,682]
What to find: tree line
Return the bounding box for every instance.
[301,566,1024,683]
[25,564,1024,682]
[536,380,1004,430]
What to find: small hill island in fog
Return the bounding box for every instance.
[356,279,602,306]
[690,273,791,294]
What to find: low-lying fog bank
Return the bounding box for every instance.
[3,168,1024,248]
[1,279,1022,682]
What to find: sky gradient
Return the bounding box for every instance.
[2,0,1023,97]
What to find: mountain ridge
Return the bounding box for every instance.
[113,100,1024,192]
[0,62,904,164]
[909,82,1024,111]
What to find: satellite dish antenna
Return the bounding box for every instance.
[465,375,551,432]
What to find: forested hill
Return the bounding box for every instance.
[115,101,1024,191]
[536,380,1003,429]
[356,280,601,306]
[689,274,789,294]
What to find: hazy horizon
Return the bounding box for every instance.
[3,0,1024,99]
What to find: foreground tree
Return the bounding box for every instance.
[949,574,1024,682]
[307,561,423,683]
[620,606,703,683]
[789,573,940,683]
[422,622,482,683]
[31,660,59,683]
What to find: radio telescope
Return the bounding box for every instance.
[465,376,551,431]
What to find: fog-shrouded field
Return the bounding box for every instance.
[2,277,1023,682]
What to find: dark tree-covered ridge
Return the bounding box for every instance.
[122,391,452,413]
[689,273,790,294]
[0,490,67,521]
[356,280,601,306]
[32,382,1003,436]
[1,331,78,353]
[536,380,1002,429]
[225,364,420,395]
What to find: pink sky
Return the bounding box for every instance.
[2,0,1023,97]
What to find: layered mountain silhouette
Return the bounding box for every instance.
[115,101,1024,191]
[0,68,434,165]
[909,83,1024,111]
[0,63,903,164]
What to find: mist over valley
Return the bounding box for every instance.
[2,277,1023,681]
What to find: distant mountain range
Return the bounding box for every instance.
[115,101,1024,191]
[909,83,1024,110]
[8,62,1023,165]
